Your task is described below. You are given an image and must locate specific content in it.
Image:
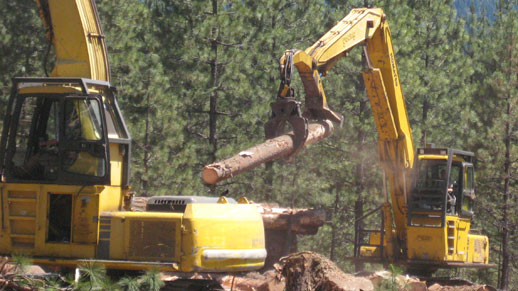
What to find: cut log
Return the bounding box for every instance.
[202,120,334,185]
[258,205,326,235]
[258,205,327,271]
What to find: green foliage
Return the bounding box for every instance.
[11,253,32,274]
[76,262,113,290]
[1,259,166,290]
[455,0,496,22]
[468,2,518,288]
[138,269,164,291]
[0,0,48,135]
[117,275,141,291]
[73,264,163,291]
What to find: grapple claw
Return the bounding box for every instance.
[265,99,308,159]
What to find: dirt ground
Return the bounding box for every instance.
[7,251,496,291]
[211,251,496,291]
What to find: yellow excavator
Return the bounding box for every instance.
[0,0,265,278]
[266,8,493,274]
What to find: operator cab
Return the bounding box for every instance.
[0,78,131,186]
[408,147,475,226]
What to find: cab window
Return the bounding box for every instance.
[10,97,60,180]
[449,163,462,195]
[62,99,106,177]
[416,160,447,189]
[6,95,108,183]
[64,99,103,141]
[462,166,474,212]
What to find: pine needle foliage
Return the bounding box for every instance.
[138,269,164,291]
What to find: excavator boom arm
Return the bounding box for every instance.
[283,8,414,241]
[36,0,110,81]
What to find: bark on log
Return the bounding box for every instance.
[258,205,327,271]
[202,120,334,185]
[259,205,326,235]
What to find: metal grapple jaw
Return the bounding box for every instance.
[264,98,308,159]
[304,107,343,125]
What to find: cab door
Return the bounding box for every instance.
[59,95,111,185]
[460,163,475,218]
[2,93,110,186]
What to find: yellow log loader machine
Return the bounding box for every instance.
[266,8,493,274]
[0,0,266,280]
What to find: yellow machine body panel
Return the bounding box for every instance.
[407,216,466,262]
[468,234,489,264]
[360,230,392,258]
[180,203,266,272]
[100,212,183,265]
[360,213,490,268]
[0,183,105,258]
[407,216,488,264]
[108,143,123,186]
[0,181,266,271]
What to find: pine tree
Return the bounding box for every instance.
[472,1,518,288]
[388,0,473,149]
[0,0,48,132]
[97,0,193,196]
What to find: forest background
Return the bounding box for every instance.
[1,0,517,289]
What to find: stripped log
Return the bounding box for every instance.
[202,120,334,185]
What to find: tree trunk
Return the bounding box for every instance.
[208,0,219,164]
[498,21,515,288]
[498,97,511,291]
[330,188,339,261]
[354,99,367,272]
[141,87,150,197]
[354,197,364,271]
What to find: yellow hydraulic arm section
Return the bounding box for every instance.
[36,0,110,81]
[277,8,414,250]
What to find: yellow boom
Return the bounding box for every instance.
[36,0,110,81]
[280,8,413,245]
[269,8,492,273]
